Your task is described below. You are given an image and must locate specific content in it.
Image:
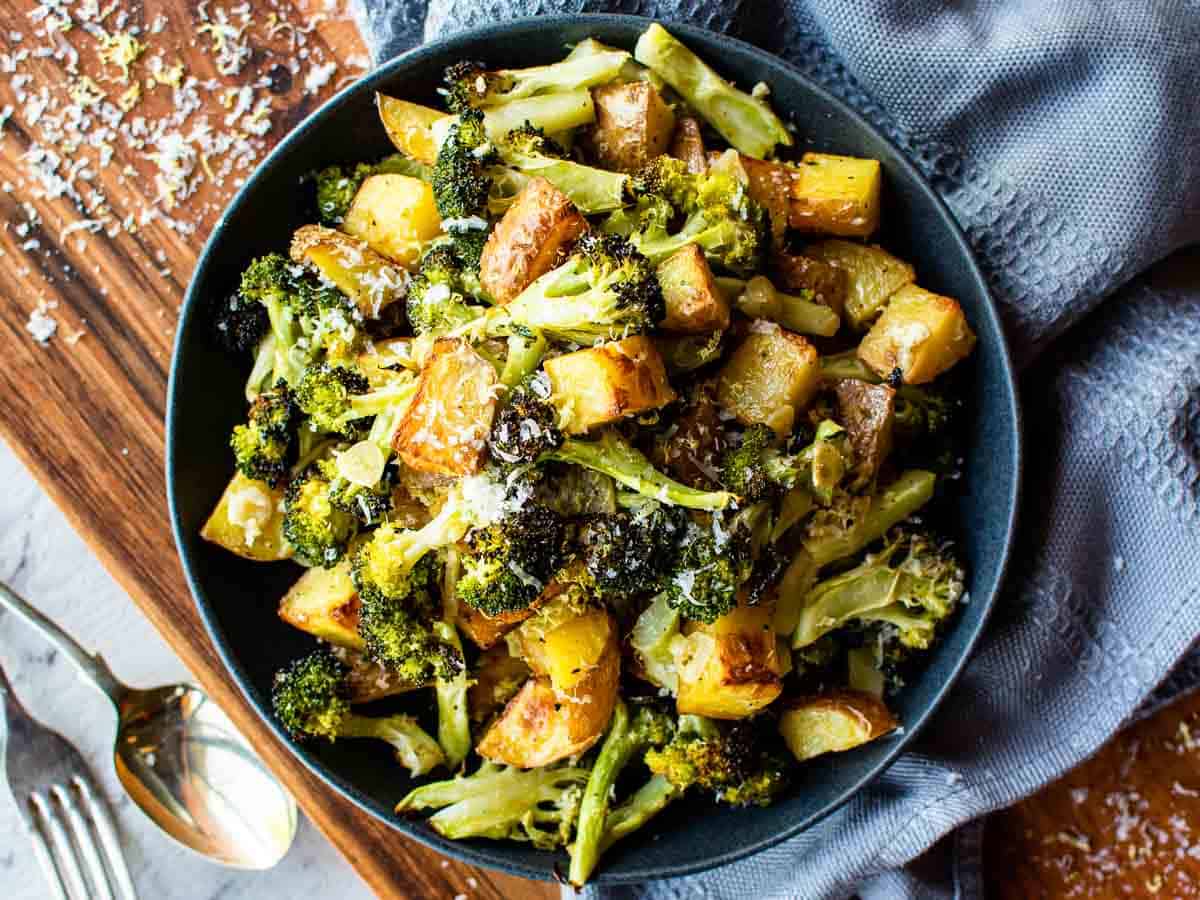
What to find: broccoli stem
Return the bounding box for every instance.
[597,774,681,856]
[245,332,278,402]
[820,350,882,383]
[570,701,633,886]
[634,24,792,159]
[483,51,631,106]
[546,432,735,511]
[499,331,547,390]
[432,622,471,770]
[482,90,596,140]
[338,713,444,775]
[499,149,628,213]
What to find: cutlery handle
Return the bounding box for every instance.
[0,582,123,705]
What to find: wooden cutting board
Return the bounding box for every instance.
[0,2,552,897]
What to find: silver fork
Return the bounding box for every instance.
[1,659,138,900]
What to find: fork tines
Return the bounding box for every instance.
[23,772,137,900]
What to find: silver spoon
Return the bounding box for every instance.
[0,581,297,869]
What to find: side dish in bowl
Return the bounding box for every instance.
[174,17,1016,886]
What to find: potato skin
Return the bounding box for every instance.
[656,244,730,334]
[476,611,620,767]
[201,473,290,562]
[653,380,725,488]
[833,379,896,483]
[778,690,898,762]
[771,251,850,318]
[479,177,588,304]
[393,338,499,476]
[376,93,443,165]
[717,325,820,437]
[669,116,708,174]
[858,283,977,384]
[291,225,408,318]
[545,335,677,434]
[589,81,676,172]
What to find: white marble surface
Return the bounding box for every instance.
[0,440,376,900]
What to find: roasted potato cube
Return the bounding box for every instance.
[545,335,677,434]
[341,650,421,704]
[804,239,916,330]
[654,381,725,488]
[517,607,613,695]
[656,244,730,333]
[376,93,443,165]
[479,177,588,304]
[675,598,785,719]
[342,173,442,269]
[858,284,977,384]
[393,338,499,476]
[717,326,820,437]
[731,153,800,245]
[468,645,531,724]
[476,611,620,767]
[200,473,290,562]
[771,251,850,318]
[778,690,898,762]
[278,561,364,651]
[834,379,896,484]
[290,225,406,318]
[670,116,707,174]
[790,152,882,237]
[589,81,675,172]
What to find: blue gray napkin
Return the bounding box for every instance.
[349,2,1200,896]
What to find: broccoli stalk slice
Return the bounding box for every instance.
[596,774,682,856]
[397,762,589,848]
[634,24,792,159]
[452,51,631,109]
[499,330,547,391]
[545,431,736,511]
[820,350,881,384]
[432,621,472,770]
[338,713,445,775]
[569,701,675,886]
[499,146,628,213]
[245,332,278,402]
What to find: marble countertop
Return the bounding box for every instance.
[0,441,378,900]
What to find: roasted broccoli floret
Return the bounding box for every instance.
[282,462,359,567]
[488,233,664,345]
[569,701,676,885]
[578,500,689,596]
[405,245,486,335]
[546,430,736,511]
[891,385,960,474]
[662,515,754,623]
[271,649,444,774]
[212,291,269,355]
[606,155,769,277]
[432,107,496,221]
[293,363,370,438]
[443,50,630,112]
[792,529,965,652]
[398,760,589,848]
[456,503,567,616]
[230,382,296,486]
[488,372,564,468]
[720,421,852,505]
[644,715,789,807]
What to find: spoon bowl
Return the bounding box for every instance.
[0,582,297,869]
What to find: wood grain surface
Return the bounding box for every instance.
[0,2,1195,899]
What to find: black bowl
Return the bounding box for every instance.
[167,14,1021,885]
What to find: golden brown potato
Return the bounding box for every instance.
[717,325,820,437]
[804,239,916,330]
[468,645,531,724]
[277,561,365,651]
[790,152,882,237]
[669,116,707,174]
[589,81,675,172]
[778,690,898,762]
[376,93,443,165]
[545,335,677,434]
[834,379,896,483]
[456,576,570,650]
[342,174,442,269]
[200,473,290,562]
[476,611,620,767]
[675,598,785,719]
[517,607,613,695]
[858,284,977,384]
[771,251,850,319]
[290,225,407,318]
[393,338,499,476]
[479,177,588,304]
[656,244,730,333]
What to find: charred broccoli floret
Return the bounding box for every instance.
[792,529,965,653]
[569,701,676,885]
[578,500,689,596]
[488,372,564,468]
[293,363,370,438]
[443,49,630,112]
[720,421,852,505]
[456,503,568,616]
[432,107,496,221]
[230,383,296,486]
[271,649,444,774]
[282,462,359,566]
[644,716,789,807]
[212,290,269,355]
[662,516,754,623]
[606,155,769,277]
[398,760,589,849]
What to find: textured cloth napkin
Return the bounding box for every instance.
[349,2,1200,896]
